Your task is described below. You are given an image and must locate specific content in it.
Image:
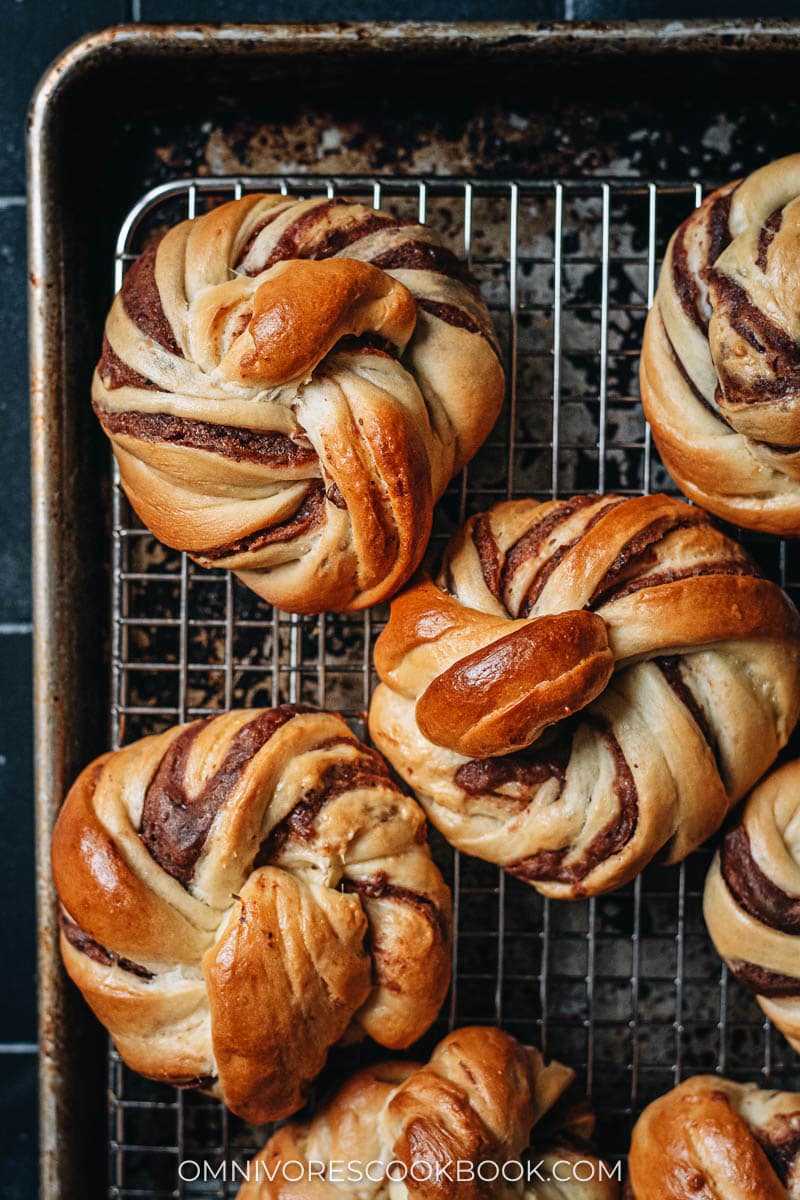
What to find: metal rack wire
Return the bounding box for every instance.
[108,175,800,1197]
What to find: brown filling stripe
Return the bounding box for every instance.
[197,482,326,561]
[711,270,800,406]
[755,1115,800,1185]
[98,335,158,393]
[518,497,628,617]
[244,202,409,273]
[670,189,733,334]
[325,481,347,509]
[471,514,502,601]
[121,242,183,356]
[234,206,294,268]
[455,740,568,798]
[260,748,400,860]
[497,496,605,614]
[593,559,758,607]
[720,822,800,935]
[94,405,318,468]
[172,1073,218,1091]
[663,320,723,421]
[672,222,705,333]
[759,439,800,455]
[416,297,484,335]
[705,190,735,274]
[456,722,638,887]
[342,871,449,942]
[333,333,397,359]
[140,706,316,886]
[726,958,800,998]
[251,199,346,271]
[519,540,575,616]
[655,656,717,759]
[587,511,709,608]
[309,213,410,260]
[370,239,475,287]
[756,207,784,272]
[60,912,154,981]
[507,722,637,887]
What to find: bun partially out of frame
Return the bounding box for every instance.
[238,1025,619,1200]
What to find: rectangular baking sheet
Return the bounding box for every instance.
[29,22,800,1199]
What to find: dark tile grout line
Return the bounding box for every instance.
[3,42,35,1076]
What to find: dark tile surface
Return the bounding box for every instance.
[0,633,35,1046]
[572,0,799,12]
[0,202,30,625]
[138,0,562,17]
[0,1052,37,1200]
[1,0,127,195]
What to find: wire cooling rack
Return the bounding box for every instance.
[108,176,800,1197]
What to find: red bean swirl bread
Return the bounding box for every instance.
[641,154,800,534]
[237,1026,619,1200]
[92,194,504,613]
[704,759,800,1054]
[51,707,451,1122]
[627,1076,800,1199]
[368,493,800,899]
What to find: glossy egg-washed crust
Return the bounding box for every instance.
[237,1025,619,1200]
[369,492,800,899]
[641,153,800,534]
[51,707,451,1123]
[92,193,504,613]
[627,1076,800,1199]
[705,758,800,1055]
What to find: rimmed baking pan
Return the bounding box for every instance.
[29,21,800,1200]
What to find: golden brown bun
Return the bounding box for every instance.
[92,194,504,613]
[627,1075,800,1199]
[237,1025,619,1199]
[640,154,800,534]
[51,706,451,1122]
[368,493,800,899]
[705,758,800,1054]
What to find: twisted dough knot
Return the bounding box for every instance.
[705,758,800,1054]
[641,153,800,534]
[93,193,504,613]
[238,1026,618,1200]
[51,706,451,1122]
[369,493,800,898]
[627,1076,800,1199]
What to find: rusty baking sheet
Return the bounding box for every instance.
[28,21,800,1200]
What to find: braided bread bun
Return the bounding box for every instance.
[51,706,451,1122]
[704,758,800,1053]
[641,154,800,534]
[92,194,504,613]
[369,493,800,899]
[238,1025,619,1199]
[627,1075,800,1199]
